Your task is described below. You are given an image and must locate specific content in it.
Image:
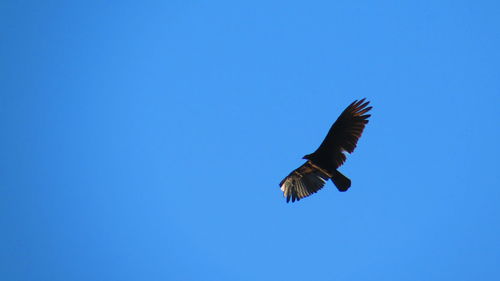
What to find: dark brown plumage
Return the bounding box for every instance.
[280,98,372,202]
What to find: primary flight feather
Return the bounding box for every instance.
[280,98,372,203]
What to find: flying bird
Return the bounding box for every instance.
[279,98,372,202]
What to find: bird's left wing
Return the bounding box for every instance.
[279,161,330,203]
[311,98,372,168]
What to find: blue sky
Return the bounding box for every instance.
[1,1,500,280]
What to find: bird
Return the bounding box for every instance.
[279,98,372,203]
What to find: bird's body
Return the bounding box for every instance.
[280,98,372,202]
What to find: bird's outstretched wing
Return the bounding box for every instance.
[279,161,330,203]
[310,98,372,168]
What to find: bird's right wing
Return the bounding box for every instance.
[279,161,330,203]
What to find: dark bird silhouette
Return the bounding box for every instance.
[279,98,372,202]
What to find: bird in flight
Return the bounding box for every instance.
[279,98,372,202]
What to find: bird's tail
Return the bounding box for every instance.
[331,170,351,192]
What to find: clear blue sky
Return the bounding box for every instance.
[1,1,500,281]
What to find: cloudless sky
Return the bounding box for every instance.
[1,1,500,280]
